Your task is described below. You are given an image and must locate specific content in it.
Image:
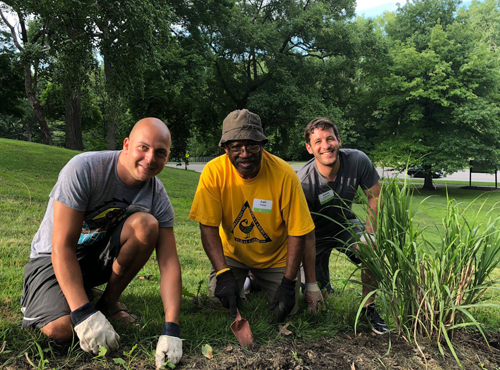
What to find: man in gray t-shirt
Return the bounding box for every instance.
[297,117,388,335]
[21,118,183,367]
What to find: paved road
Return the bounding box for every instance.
[166,163,498,185]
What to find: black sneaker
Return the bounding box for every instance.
[361,304,389,334]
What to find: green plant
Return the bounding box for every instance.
[292,350,302,363]
[93,346,108,367]
[113,344,139,370]
[351,177,500,367]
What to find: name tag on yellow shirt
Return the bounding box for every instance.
[318,189,334,205]
[253,199,272,213]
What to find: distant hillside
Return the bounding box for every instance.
[357,0,483,18]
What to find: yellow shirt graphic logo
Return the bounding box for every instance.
[231,201,272,244]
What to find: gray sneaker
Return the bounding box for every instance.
[361,304,389,334]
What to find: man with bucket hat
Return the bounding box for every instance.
[189,109,322,322]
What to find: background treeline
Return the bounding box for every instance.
[1,0,499,180]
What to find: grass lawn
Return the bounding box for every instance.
[1,138,500,368]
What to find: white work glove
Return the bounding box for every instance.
[71,302,119,354]
[305,282,324,314]
[155,322,182,369]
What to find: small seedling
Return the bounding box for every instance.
[93,346,108,367]
[113,344,138,370]
[292,350,302,363]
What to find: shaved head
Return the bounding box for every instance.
[117,117,172,186]
[129,117,171,145]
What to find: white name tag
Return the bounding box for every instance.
[253,199,272,213]
[318,190,334,205]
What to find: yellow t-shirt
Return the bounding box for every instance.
[189,151,315,269]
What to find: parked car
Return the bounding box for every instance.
[407,166,443,178]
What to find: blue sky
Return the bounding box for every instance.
[356,0,399,11]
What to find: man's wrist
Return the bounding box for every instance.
[162,322,181,338]
[281,276,296,290]
[70,302,96,326]
[216,267,230,276]
[305,282,321,292]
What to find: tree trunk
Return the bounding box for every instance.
[423,172,436,190]
[103,52,119,150]
[65,88,83,150]
[24,67,51,145]
[22,118,32,142]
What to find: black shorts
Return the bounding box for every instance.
[21,220,125,329]
[317,219,365,265]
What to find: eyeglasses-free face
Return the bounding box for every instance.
[224,140,264,179]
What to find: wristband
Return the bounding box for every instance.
[216,267,230,276]
[162,322,181,338]
[70,302,96,326]
[305,282,318,285]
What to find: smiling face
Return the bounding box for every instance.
[224,140,263,179]
[306,127,342,174]
[118,118,171,186]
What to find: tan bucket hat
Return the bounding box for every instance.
[219,109,269,147]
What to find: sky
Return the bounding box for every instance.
[356,0,396,11]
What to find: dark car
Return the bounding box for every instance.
[407,166,443,178]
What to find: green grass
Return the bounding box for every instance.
[1,138,500,368]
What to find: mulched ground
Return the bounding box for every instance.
[3,329,499,369]
[182,331,500,370]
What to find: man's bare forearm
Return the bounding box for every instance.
[157,228,182,324]
[52,200,88,311]
[52,248,89,311]
[302,231,317,283]
[285,235,306,280]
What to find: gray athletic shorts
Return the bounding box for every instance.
[21,220,125,329]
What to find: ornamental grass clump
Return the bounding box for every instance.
[351,177,500,367]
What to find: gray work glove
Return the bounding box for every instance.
[304,282,324,313]
[71,302,119,354]
[156,322,182,369]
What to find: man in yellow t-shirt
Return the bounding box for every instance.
[189,109,322,322]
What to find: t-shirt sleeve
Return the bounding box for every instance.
[297,167,315,212]
[281,172,315,237]
[188,165,223,227]
[358,151,380,190]
[152,180,175,228]
[49,155,91,211]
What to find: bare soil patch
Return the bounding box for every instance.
[3,331,500,369]
[184,331,500,370]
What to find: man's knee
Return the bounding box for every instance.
[122,212,159,249]
[41,315,74,342]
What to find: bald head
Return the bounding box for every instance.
[117,117,172,186]
[129,117,171,146]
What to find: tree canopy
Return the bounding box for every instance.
[1,0,499,188]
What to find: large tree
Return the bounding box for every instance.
[0,31,24,118]
[169,0,362,158]
[0,4,52,145]
[369,0,500,189]
[89,0,174,149]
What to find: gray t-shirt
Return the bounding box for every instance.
[30,150,174,259]
[297,149,379,245]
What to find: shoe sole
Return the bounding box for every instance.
[371,327,389,335]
